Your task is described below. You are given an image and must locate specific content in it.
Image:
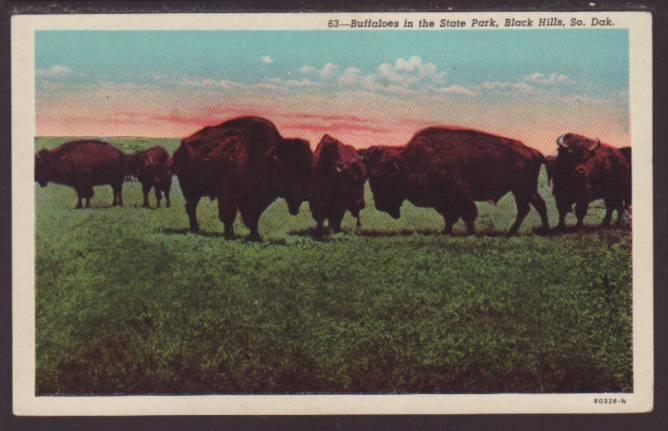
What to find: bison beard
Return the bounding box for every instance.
[552,133,631,230]
[125,146,173,208]
[34,140,126,208]
[366,127,550,235]
[172,116,312,241]
[310,134,367,234]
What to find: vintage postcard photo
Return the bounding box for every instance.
[11,11,653,415]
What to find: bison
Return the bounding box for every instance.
[367,126,550,235]
[551,133,630,230]
[310,135,367,234]
[125,146,173,208]
[34,139,125,208]
[172,116,313,240]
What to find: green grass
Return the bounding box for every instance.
[35,137,632,394]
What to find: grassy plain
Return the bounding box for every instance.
[35,137,632,394]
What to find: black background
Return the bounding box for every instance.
[1,0,666,429]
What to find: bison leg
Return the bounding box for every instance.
[575,200,589,229]
[441,211,459,235]
[112,182,123,207]
[218,198,238,240]
[74,191,84,209]
[529,191,550,233]
[141,182,151,208]
[240,206,261,242]
[448,183,477,235]
[185,196,201,233]
[164,186,171,208]
[329,210,346,234]
[314,218,327,236]
[508,192,530,235]
[602,199,615,227]
[615,201,626,226]
[555,199,571,231]
[155,187,162,209]
[83,186,94,208]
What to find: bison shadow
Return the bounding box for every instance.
[159,227,229,239]
[289,226,552,239]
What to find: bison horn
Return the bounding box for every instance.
[336,164,344,173]
[590,137,601,152]
[556,135,568,148]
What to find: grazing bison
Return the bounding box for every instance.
[34,140,125,208]
[310,134,367,234]
[551,134,630,230]
[172,116,313,240]
[125,146,173,208]
[367,126,550,235]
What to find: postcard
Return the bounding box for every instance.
[12,11,653,415]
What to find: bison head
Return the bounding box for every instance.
[556,133,601,165]
[34,150,51,187]
[368,154,405,219]
[334,160,367,216]
[124,153,143,179]
[269,138,313,215]
[357,146,387,172]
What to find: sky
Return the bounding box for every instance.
[35,30,630,153]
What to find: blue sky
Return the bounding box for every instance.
[36,30,628,91]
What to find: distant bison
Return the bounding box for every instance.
[367,127,550,235]
[35,140,125,208]
[310,134,367,234]
[551,134,630,230]
[172,116,313,240]
[126,146,173,208]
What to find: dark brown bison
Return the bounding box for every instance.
[125,146,173,208]
[367,126,550,235]
[310,134,367,234]
[357,145,403,173]
[551,133,630,230]
[172,116,313,240]
[34,140,125,208]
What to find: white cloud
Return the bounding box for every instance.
[179,78,240,89]
[260,55,274,64]
[479,81,535,93]
[525,72,570,84]
[36,65,72,79]
[377,56,446,85]
[338,67,362,85]
[300,65,317,74]
[319,62,339,80]
[300,62,340,80]
[437,85,478,97]
[278,78,321,88]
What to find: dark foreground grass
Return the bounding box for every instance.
[35,137,632,394]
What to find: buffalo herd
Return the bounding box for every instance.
[34,116,632,240]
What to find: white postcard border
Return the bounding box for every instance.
[12,11,654,415]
